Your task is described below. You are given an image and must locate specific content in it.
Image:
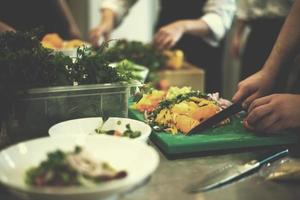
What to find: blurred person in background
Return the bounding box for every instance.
[89,0,236,93]
[0,0,81,39]
[232,1,300,134]
[230,0,293,87]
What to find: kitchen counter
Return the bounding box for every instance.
[1,141,299,200]
[120,145,300,200]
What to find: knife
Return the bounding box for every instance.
[188,101,244,135]
[186,149,289,193]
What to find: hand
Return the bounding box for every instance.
[89,24,112,47]
[232,70,275,108]
[0,21,16,33]
[244,94,300,134]
[154,21,186,49]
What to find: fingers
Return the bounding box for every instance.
[154,32,176,49]
[245,97,284,134]
[248,96,271,113]
[89,28,104,47]
[246,103,273,126]
[153,31,166,47]
[232,83,258,107]
[255,112,279,132]
[154,23,182,49]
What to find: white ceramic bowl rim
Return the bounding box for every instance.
[0,136,159,196]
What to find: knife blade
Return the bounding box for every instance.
[188,102,244,135]
[186,149,289,193]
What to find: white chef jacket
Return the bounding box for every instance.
[236,0,293,21]
[101,0,236,47]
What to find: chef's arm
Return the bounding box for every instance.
[200,0,236,47]
[0,21,15,32]
[89,8,116,47]
[262,0,300,78]
[89,0,137,47]
[57,0,81,39]
[178,19,211,39]
[153,0,235,50]
[154,18,213,49]
[232,1,300,105]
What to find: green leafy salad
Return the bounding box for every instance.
[25,146,127,187]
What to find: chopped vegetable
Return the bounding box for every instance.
[133,87,231,134]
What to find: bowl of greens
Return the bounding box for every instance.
[0,30,142,142]
[0,135,159,200]
[109,59,149,83]
[48,117,152,143]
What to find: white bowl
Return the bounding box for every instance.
[49,117,151,143]
[0,135,159,200]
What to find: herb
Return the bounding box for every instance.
[71,46,121,84]
[0,31,141,122]
[114,59,143,81]
[95,122,141,139]
[123,123,141,138]
[0,30,73,122]
[105,39,167,72]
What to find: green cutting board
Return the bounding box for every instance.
[128,101,299,157]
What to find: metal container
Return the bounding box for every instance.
[6,82,140,143]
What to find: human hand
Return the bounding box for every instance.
[244,94,300,134]
[154,21,186,49]
[232,70,275,108]
[0,21,16,33]
[89,23,112,47]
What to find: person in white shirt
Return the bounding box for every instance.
[89,0,236,93]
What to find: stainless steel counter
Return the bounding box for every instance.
[1,139,299,200]
[119,145,300,200]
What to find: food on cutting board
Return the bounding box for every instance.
[132,87,232,134]
[25,146,127,187]
[41,33,86,50]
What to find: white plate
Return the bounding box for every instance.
[48,117,151,143]
[0,136,159,200]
